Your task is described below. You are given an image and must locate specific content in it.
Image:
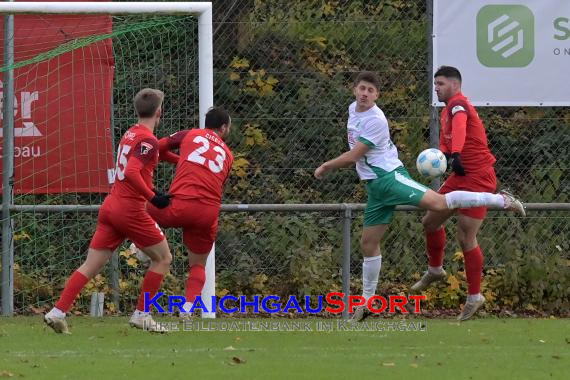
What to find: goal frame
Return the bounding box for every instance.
[0,2,216,318]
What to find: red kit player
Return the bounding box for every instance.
[45,88,172,333]
[412,66,525,321]
[147,106,234,318]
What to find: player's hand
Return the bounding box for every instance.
[314,164,330,179]
[449,153,466,176]
[150,191,172,209]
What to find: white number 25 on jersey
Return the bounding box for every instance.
[187,136,226,173]
[114,144,131,181]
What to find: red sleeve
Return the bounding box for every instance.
[132,138,158,165]
[451,112,467,153]
[124,138,157,200]
[124,157,155,200]
[159,138,180,164]
[159,130,190,164]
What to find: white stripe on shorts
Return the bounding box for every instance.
[395,172,428,192]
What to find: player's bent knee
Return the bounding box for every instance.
[419,191,448,212]
[189,251,209,266]
[163,251,173,265]
[422,215,442,232]
[360,240,379,257]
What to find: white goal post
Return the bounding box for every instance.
[0,2,216,318]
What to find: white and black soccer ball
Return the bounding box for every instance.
[416,148,447,178]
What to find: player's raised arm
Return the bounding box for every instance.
[158,130,191,164]
[314,142,370,179]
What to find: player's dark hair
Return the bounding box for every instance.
[353,71,380,91]
[434,66,462,83]
[134,88,164,118]
[205,106,231,130]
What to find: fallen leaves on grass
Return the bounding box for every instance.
[231,357,247,365]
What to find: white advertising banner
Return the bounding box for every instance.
[433,0,569,106]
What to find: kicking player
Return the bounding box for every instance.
[411,66,512,321]
[44,88,172,334]
[314,71,525,322]
[147,106,234,319]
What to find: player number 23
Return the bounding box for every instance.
[187,136,226,173]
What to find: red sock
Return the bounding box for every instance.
[136,271,164,312]
[463,246,483,295]
[55,271,90,313]
[185,264,206,303]
[426,228,446,267]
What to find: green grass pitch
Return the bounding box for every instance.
[1,317,568,379]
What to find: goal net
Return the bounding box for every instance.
[0,2,214,316]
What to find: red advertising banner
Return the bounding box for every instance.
[0,11,114,193]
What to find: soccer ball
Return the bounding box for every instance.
[416,148,447,178]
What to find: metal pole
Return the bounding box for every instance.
[109,252,120,313]
[426,0,441,190]
[108,59,120,314]
[1,6,15,316]
[198,5,216,319]
[341,207,352,320]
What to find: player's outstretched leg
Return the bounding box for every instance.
[44,265,95,334]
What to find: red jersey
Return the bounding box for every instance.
[160,128,233,205]
[439,92,496,172]
[110,124,158,202]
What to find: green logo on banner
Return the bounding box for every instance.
[477,5,534,67]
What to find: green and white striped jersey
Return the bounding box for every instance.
[347,101,403,180]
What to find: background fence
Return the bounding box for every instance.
[2,0,569,315]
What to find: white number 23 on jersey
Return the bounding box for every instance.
[187,136,226,173]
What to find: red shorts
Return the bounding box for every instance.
[439,166,497,219]
[90,196,165,250]
[147,198,219,255]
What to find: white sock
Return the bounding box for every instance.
[445,191,504,209]
[428,266,443,274]
[182,302,193,313]
[48,307,65,318]
[362,255,382,302]
[467,293,483,302]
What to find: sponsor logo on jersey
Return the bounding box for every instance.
[140,142,154,155]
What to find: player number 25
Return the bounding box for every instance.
[114,144,131,181]
[187,136,226,173]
